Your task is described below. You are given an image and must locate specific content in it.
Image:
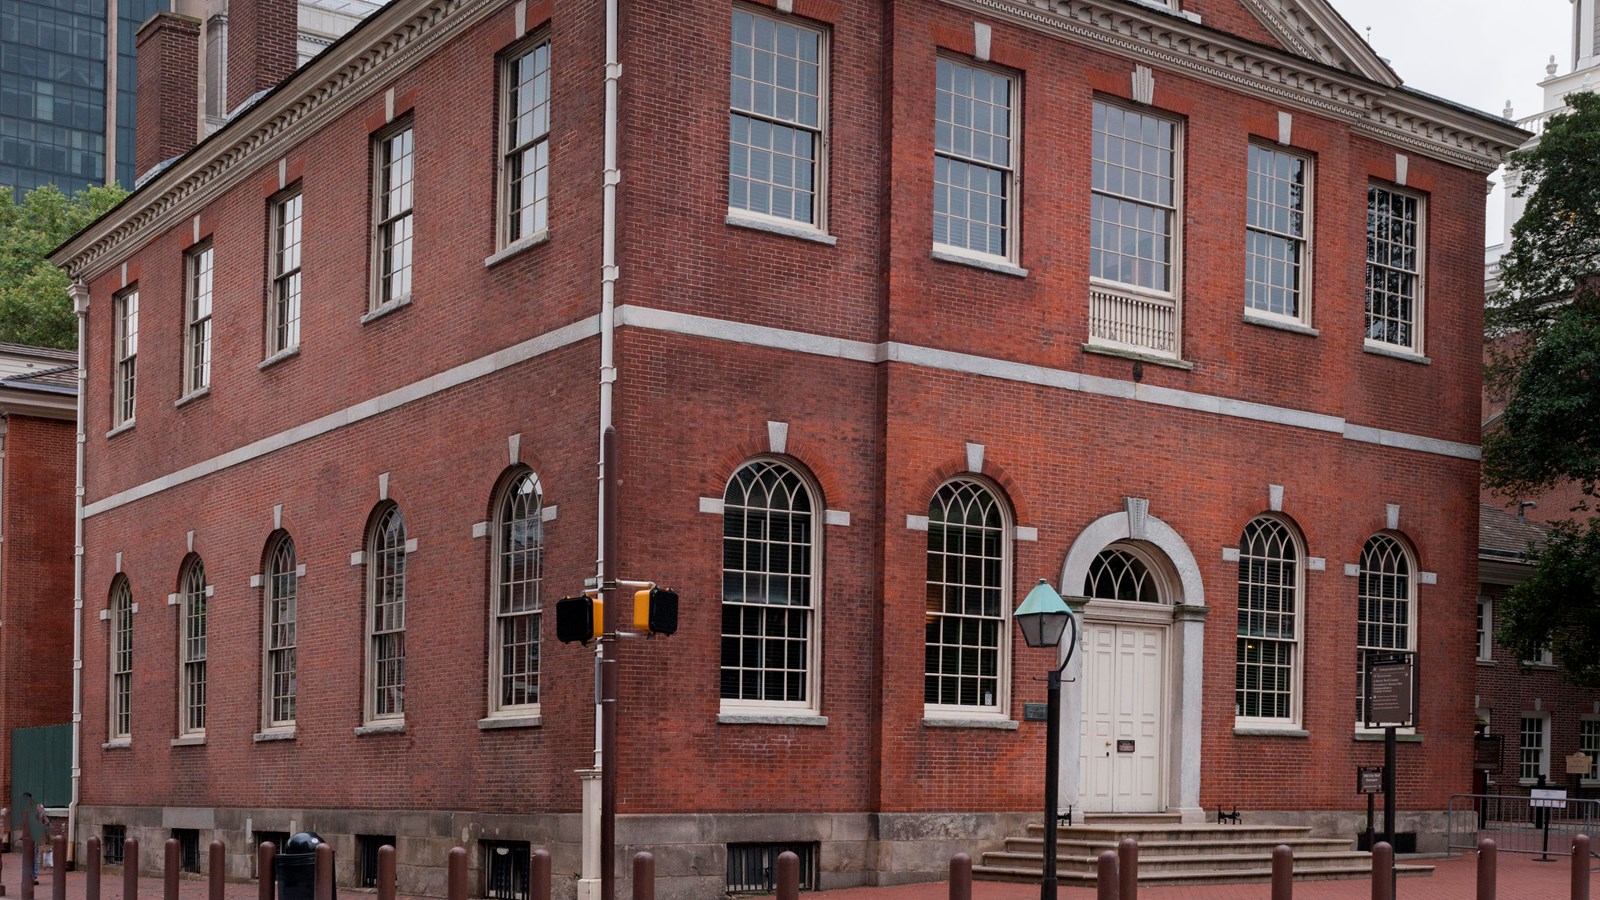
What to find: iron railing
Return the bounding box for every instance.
[1447,792,1600,857]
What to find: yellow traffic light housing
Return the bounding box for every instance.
[633,587,679,636]
[555,595,604,644]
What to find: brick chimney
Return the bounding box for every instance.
[226,0,298,113]
[134,12,202,179]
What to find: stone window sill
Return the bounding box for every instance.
[922,716,1019,730]
[1234,727,1310,738]
[260,346,300,371]
[1354,731,1423,743]
[717,713,828,727]
[102,739,131,750]
[478,715,541,730]
[931,247,1028,278]
[1363,341,1431,365]
[1082,342,1195,371]
[354,721,406,736]
[170,735,206,747]
[361,295,413,325]
[1477,659,1496,667]
[1242,311,1319,337]
[253,730,296,742]
[484,230,550,268]
[174,387,210,408]
[105,420,136,440]
[725,213,837,246]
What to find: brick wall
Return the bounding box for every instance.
[225,0,297,113]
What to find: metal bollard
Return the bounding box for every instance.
[948,853,972,900]
[1119,837,1138,900]
[1574,835,1591,900]
[1370,842,1393,900]
[1096,850,1119,900]
[313,843,333,900]
[531,849,551,900]
[21,835,34,900]
[86,837,100,900]
[377,845,395,900]
[258,842,276,900]
[632,852,654,900]
[1271,844,1293,900]
[1477,837,1496,900]
[775,850,799,900]
[51,836,65,900]
[165,838,180,900]
[447,847,467,900]
[123,838,140,900]
[210,841,226,900]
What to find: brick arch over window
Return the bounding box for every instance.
[261,530,298,731]
[487,465,543,717]
[923,475,1013,717]
[719,456,823,714]
[364,502,408,723]
[913,457,1032,528]
[708,432,843,514]
[176,553,208,737]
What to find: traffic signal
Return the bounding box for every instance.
[633,587,679,636]
[555,595,603,644]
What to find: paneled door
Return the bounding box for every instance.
[1079,621,1167,813]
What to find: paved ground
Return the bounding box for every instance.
[0,847,1591,899]
[798,851,1597,899]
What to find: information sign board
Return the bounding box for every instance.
[1364,653,1416,729]
[1567,752,1594,776]
[1356,766,1384,795]
[1531,788,1568,808]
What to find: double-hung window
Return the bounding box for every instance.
[1089,99,1182,357]
[1581,720,1600,783]
[371,121,415,311]
[184,244,213,395]
[933,58,1017,264]
[490,471,542,715]
[113,289,138,427]
[923,479,1010,716]
[728,8,826,230]
[1245,144,1311,324]
[365,505,407,723]
[1365,183,1424,353]
[263,535,298,730]
[109,577,133,740]
[1235,517,1303,725]
[500,36,551,247]
[179,558,207,737]
[1355,534,1414,728]
[269,189,302,356]
[1477,597,1493,662]
[1520,714,1550,782]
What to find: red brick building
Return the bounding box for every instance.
[50,0,1525,894]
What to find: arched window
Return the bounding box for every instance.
[263,535,298,730]
[109,576,133,740]
[491,471,542,714]
[1085,545,1163,603]
[1235,517,1302,725]
[924,478,1010,714]
[366,505,408,722]
[178,558,208,737]
[720,459,818,710]
[1356,533,1414,725]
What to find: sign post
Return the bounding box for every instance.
[1365,651,1417,890]
[1357,766,1384,850]
[1530,785,1568,861]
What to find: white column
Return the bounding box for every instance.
[1172,603,1210,823]
[576,768,601,900]
[1057,598,1088,823]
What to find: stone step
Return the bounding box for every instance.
[972,862,1436,886]
[983,849,1376,874]
[1027,823,1319,842]
[1004,836,1356,857]
[1080,812,1186,826]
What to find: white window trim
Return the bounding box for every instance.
[364,505,408,726]
[177,559,207,738]
[1363,182,1427,357]
[496,32,553,251]
[719,457,824,717]
[1579,717,1600,786]
[486,469,543,719]
[260,535,298,732]
[268,187,303,358]
[1233,515,1306,731]
[1519,712,1552,784]
[369,117,416,313]
[112,288,138,429]
[922,477,1013,721]
[182,243,213,398]
[727,5,831,236]
[108,578,133,741]
[1477,597,1494,662]
[1244,141,1313,328]
[1354,533,1418,736]
[931,55,1021,268]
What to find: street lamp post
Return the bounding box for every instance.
[1014,579,1080,900]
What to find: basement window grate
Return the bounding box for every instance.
[252,831,290,877]
[482,841,531,900]
[726,842,819,894]
[174,829,200,873]
[103,825,126,865]
[357,834,395,888]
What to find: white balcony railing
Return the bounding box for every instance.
[1088,284,1179,357]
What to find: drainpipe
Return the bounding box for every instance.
[579,0,621,897]
[67,281,89,863]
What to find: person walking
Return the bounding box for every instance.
[20,793,45,887]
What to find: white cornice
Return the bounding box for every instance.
[1236,0,1399,87]
[52,0,498,282]
[945,0,1524,172]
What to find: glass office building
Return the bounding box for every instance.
[0,0,109,199]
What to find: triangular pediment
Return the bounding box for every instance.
[1228,0,1401,86]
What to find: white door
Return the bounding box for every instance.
[1079,621,1167,813]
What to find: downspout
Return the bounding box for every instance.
[67,282,88,862]
[580,0,621,896]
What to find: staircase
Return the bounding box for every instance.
[972,814,1435,886]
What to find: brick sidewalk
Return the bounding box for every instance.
[797,851,1597,900]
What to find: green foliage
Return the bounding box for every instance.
[1497,521,1600,688]
[0,182,128,350]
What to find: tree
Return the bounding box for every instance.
[1486,90,1600,686]
[0,182,128,349]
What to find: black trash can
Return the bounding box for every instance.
[276,832,329,900]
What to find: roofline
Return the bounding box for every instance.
[0,385,77,421]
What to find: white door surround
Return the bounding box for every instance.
[1057,500,1210,824]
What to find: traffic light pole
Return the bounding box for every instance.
[600,426,620,900]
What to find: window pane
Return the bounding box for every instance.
[729,11,822,225]
[1090,101,1175,292]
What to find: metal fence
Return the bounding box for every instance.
[1448,793,1600,857]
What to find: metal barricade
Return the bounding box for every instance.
[1448,793,1600,857]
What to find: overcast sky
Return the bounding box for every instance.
[1326,0,1570,242]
